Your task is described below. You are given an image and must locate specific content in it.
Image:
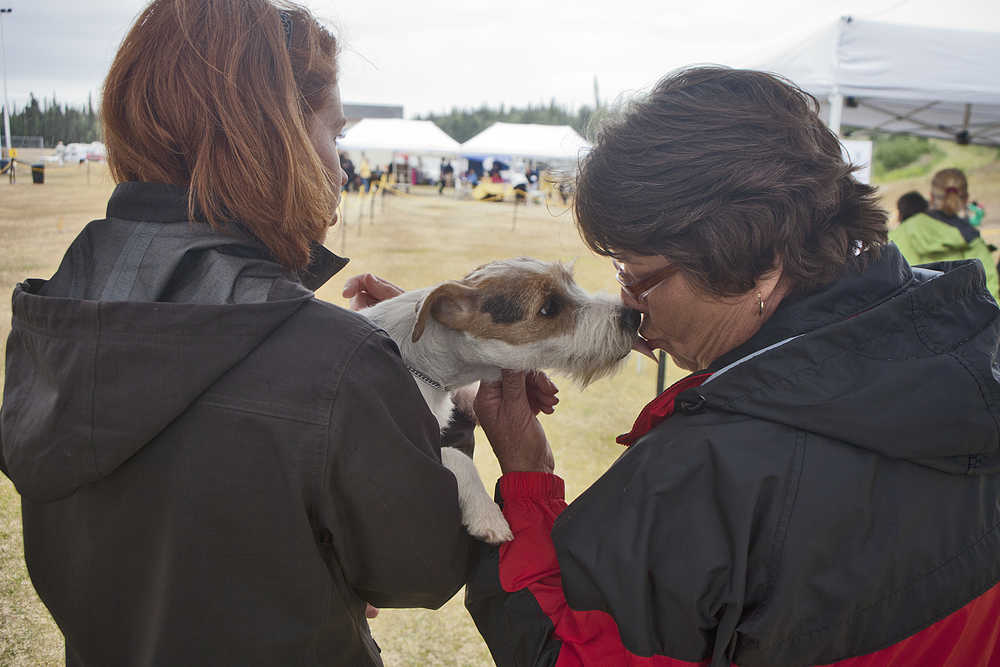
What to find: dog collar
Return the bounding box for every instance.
[407,366,451,392]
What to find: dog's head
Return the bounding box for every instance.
[411,258,640,385]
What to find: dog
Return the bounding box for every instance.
[361,257,641,544]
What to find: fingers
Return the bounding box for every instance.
[365,274,404,300]
[365,604,379,619]
[526,370,559,415]
[527,370,558,396]
[341,274,364,298]
[341,274,405,310]
[474,370,560,420]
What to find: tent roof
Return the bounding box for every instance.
[338,118,460,155]
[460,122,589,161]
[760,17,1000,146]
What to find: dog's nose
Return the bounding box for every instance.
[619,307,642,332]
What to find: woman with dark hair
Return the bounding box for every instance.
[465,67,1000,665]
[0,1,474,664]
[889,168,998,301]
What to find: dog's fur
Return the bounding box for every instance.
[362,258,640,543]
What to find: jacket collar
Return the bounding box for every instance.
[617,373,711,446]
[707,245,911,374]
[927,209,980,243]
[105,182,348,291]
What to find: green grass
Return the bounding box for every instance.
[872,137,998,182]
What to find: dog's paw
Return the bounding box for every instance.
[466,500,513,545]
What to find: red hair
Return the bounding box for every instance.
[102,0,339,270]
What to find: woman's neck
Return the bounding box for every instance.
[691,278,793,371]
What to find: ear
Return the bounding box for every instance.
[411,282,480,342]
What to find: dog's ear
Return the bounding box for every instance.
[412,282,480,342]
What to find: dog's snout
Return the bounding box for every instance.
[619,307,642,332]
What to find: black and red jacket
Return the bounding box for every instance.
[466,245,1000,666]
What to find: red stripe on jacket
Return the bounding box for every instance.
[497,472,709,667]
[496,378,1000,666]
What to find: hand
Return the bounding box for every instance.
[365,603,379,619]
[342,273,404,311]
[474,370,555,474]
[453,372,558,424]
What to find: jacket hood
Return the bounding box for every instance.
[689,246,1000,475]
[1,182,348,501]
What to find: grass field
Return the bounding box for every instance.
[1,145,999,666]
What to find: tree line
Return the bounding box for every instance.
[418,100,599,144]
[8,93,102,146]
[8,93,601,147]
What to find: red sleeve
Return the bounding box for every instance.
[496,472,707,667]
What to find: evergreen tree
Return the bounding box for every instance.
[9,92,101,146]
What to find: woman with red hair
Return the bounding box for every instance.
[0,2,474,664]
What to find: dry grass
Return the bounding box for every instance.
[1,148,998,666]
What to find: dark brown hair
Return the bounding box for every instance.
[575,66,888,297]
[897,190,929,222]
[930,168,968,217]
[103,0,339,271]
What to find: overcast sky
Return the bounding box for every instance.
[3,0,999,117]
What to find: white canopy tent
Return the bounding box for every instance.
[337,118,461,155]
[460,122,589,162]
[759,17,1000,146]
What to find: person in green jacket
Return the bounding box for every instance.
[889,168,998,301]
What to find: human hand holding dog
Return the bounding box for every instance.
[475,370,556,474]
[342,273,404,310]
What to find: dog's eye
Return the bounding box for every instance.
[538,296,561,317]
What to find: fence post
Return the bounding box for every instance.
[656,351,667,396]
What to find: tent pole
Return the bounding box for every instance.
[957,103,973,144]
[828,89,844,137]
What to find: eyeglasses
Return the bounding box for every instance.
[613,259,677,303]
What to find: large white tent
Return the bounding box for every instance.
[760,17,1000,146]
[460,122,589,162]
[338,118,460,155]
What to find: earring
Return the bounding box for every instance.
[757,292,764,317]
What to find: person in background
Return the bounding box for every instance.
[0,1,475,665]
[489,162,504,183]
[464,67,1000,666]
[511,164,529,202]
[889,167,998,301]
[359,153,372,192]
[438,157,453,195]
[340,151,356,191]
[896,189,928,223]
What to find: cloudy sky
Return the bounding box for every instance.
[3,0,999,117]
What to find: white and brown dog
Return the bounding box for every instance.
[362,258,641,544]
